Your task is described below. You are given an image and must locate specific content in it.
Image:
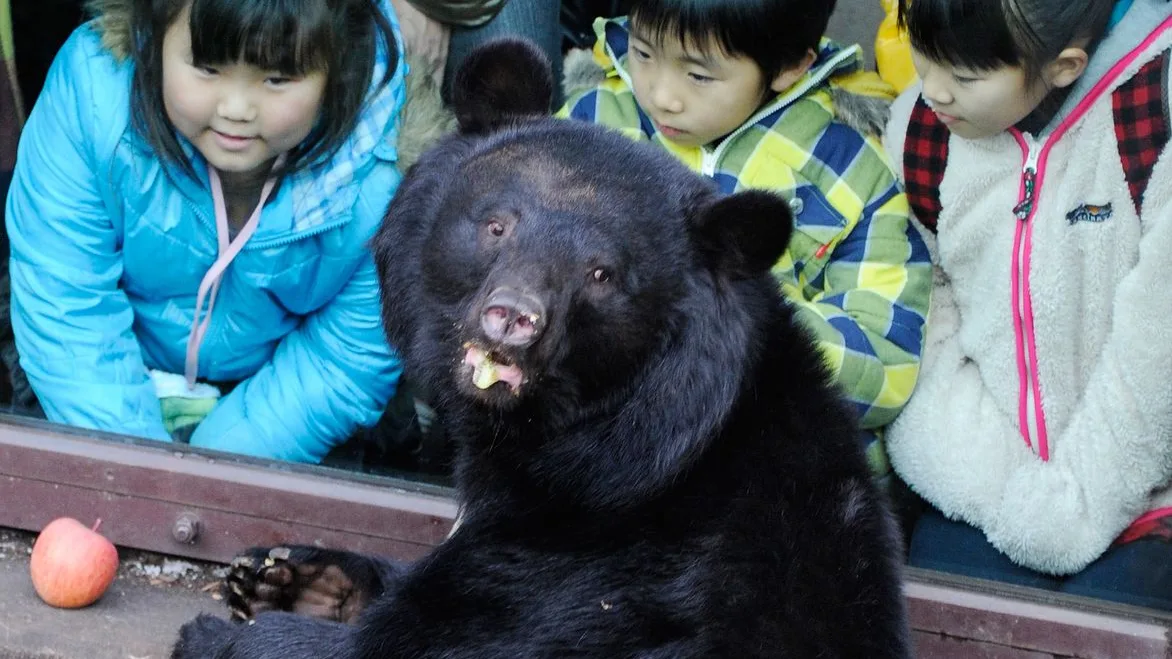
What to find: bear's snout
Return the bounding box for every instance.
[480,287,546,347]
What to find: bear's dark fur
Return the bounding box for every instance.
[170,39,909,659]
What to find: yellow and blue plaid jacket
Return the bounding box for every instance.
[560,18,932,475]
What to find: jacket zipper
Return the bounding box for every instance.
[1002,17,1172,464]
[187,195,351,250]
[700,148,718,176]
[177,174,351,376]
[1010,133,1050,461]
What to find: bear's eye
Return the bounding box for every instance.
[486,219,506,237]
[590,267,612,284]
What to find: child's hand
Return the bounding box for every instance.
[150,370,222,437]
[160,396,219,436]
[392,0,452,85]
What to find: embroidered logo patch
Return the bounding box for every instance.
[1065,202,1114,225]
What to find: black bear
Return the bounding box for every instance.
[170,39,909,659]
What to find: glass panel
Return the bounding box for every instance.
[6,0,1172,630]
[0,1,459,489]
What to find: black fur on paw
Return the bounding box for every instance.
[225,546,375,624]
[171,613,234,659]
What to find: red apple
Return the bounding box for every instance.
[29,517,120,608]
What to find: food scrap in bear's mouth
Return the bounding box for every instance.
[473,359,499,390]
[463,344,524,392]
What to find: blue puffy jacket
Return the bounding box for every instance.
[5,3,407,463]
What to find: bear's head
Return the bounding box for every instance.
[373,40,796,509]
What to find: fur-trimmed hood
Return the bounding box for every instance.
[84,0,132,60]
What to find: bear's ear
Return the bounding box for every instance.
[451,38,554,134]
[689,190,794,279]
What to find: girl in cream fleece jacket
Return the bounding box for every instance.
[885,0,1172,609]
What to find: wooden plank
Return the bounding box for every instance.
[913,631,1056,658]
[905,574,1172,659]
[0,419,456,562]
[0,475,440,562]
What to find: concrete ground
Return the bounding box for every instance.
[0,528,226,659]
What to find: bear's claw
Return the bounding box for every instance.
[224,545,372,624]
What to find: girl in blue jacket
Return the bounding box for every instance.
[5,0,408,463]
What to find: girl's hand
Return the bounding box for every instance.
[391,0,452,85]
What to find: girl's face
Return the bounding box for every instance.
[911,48,1054,139]
[161,7,327,180]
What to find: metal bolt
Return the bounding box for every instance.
[172,513,201,544]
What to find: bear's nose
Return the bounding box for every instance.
[480,287,546,347]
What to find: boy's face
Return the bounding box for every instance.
[626,24,805,148]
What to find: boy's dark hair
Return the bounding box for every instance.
[899,0,1113,81]
[629,0,836,83]
[129,0,397,178]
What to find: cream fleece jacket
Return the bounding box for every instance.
[884,3,1172,575]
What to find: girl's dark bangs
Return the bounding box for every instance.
[903,0,1021,72]
[188,0,332,74]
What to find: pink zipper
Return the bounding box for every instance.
[1006,15,1172,461]
[1010,161,1031,453]
[1010,136,1045,458]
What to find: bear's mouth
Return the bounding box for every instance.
[462,343,524,393]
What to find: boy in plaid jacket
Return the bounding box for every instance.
[560,0,931,478]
